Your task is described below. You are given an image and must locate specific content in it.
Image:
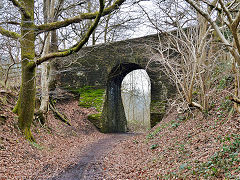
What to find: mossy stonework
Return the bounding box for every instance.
[77,86,105,112]
[56,34,176,132]
[71,86,105,129]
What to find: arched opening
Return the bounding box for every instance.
[101,63,145,133]
[121,69,151,132]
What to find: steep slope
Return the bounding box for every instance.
[100,94,240,179]
[0,86,239,179]
[0,92,109,179]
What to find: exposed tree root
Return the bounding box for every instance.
[35,110,46,125]
[189,101,204,111]
[49,100,71,126]
[229,95,240,104]
[12,95,20,114]
[24,128,36,143]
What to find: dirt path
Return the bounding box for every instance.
[50,133,137,180]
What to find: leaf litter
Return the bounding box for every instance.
[0,89,240,179]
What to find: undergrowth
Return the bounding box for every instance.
[191,134,240,179]
[170,134,240,179]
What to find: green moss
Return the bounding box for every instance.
[69,86,105,130]
[28,141,43,150]
[24,128,35,142]
[75,86,105,112]
[87,113,102,129]
[150,100,166,127]
[12,98,20,114]
[151,100,166,113]
[0,27,21,39]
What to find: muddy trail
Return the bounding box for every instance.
[50,133,137,180]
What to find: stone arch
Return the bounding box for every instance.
[101,63,144,133]
[57,34,177,133]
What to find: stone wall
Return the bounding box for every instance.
[56,34,176,132]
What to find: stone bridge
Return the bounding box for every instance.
[56,34,176,132]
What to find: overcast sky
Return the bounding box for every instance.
[123,1,157,38]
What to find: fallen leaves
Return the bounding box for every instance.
[0,99,109,179]
[99,108,240,179]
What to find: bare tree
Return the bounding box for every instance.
[153,26,221,112]
[37,0,55,124]
[185,0,240,112]
[67,0,144,45]
[0,1,21,88]
[0,0,125,141]
[141,0,222,112]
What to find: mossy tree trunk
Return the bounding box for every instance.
[17,0,36,141]
[0,0,124,141]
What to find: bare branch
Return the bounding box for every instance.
[0,21,21,26]
[231,20,240,54]
[137,2,162,33]
[201,0,222,13]
[4,47,16,86]
[185,0,231,47]
[36,0,125,34]
[227,0,237,9]
[31,0,105,68]
[8,0,31,18]
[190,101,204,111]
[229,95,240,104]
[0,26,21,39]
[232,8,240,30]
[219,0,233,24]
[58,1,86,14]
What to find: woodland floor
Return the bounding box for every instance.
[0,89,240,179]
[0,92,138,180]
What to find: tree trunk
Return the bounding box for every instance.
[38,0,55,124]
[49,27,58,92]
[232,60,240,113]
[197,12,208,111]
[4,0,117,141]
[104,14,111,43]
[16,0,36,141]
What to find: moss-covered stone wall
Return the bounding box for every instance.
[56,34,176,132]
